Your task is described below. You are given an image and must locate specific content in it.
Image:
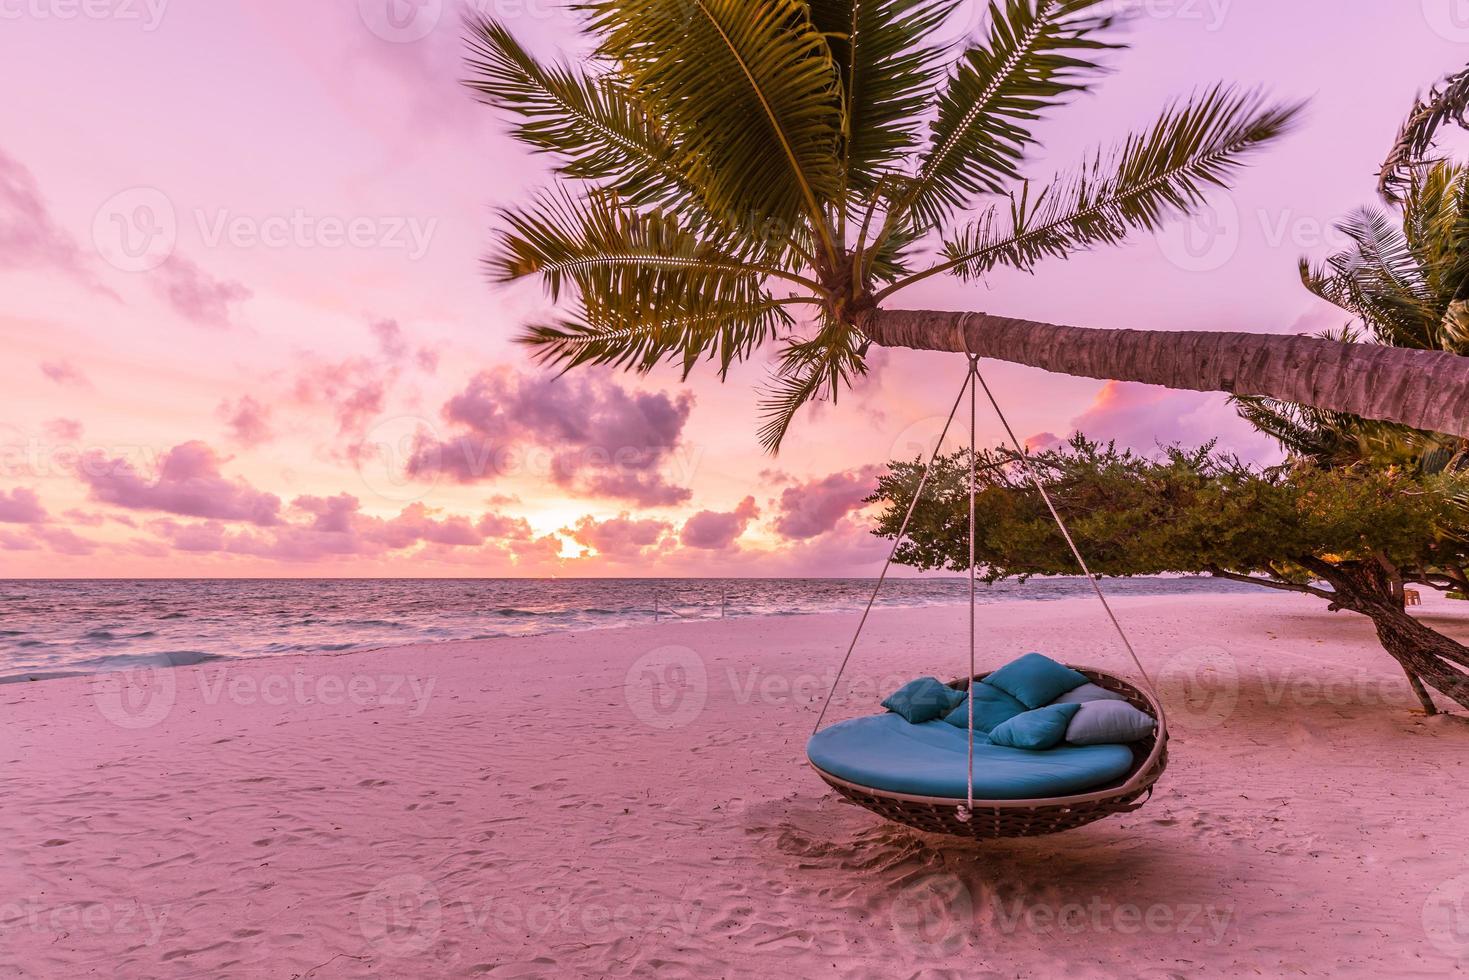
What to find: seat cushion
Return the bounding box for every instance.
[882,676,966,723]
[807,713,1136,801]
[1051,682,1130,705]
[983,653,1090,708]
[940,683,1027,733]
[988,703,1082,750]
[1066,700,1156,745]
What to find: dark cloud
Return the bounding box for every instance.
[408,369,695,506]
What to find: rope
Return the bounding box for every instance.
[963,355,979,821]
[810,367,976,735]
[971,369,1162,705]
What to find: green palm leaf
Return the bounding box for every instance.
[757,320,868,452]
[581,0,845,259]
[903,0,1122,231]
[936,86,1303,281]
[522,297,795,380]
[807,0,960,198]
[463,16,690,208]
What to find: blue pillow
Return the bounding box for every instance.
[941,683,1027,733]
[1050,682,1130,705]
[1065,700,1156,745]
[983,653,1089,709]
[881,677,965,724]
[988,703,1082,750]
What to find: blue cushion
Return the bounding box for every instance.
[1065,700,1156,745]
[940,683,1027,733]
[1051,682,1130,705]
[881,676,965,723]
[988,703,1082,750]
[983,653,1090,709]
[807,713,1134,800]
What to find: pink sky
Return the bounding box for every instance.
[3,1,1466,577]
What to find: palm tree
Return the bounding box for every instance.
[1230,74,1469,714]
[465,1,1469,451]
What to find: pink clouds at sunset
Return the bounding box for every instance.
[151,255,252,328]
[0,488,47,524]
[217,396,274,447]
[564,514,673,562]
[2,3,1459,576]
[680,496,760,551]
[0,148,110,295]
[79,441,283,526]
[1027,382,1281,463]
[408,368,696,507]
[773,467,882,541]
[38,359,90,388]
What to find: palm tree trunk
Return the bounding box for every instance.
[858,308,1469,438]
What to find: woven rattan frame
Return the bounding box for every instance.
[811,667,1168,839]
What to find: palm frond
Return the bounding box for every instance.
[904,0,1123,231]
[807,0,960,198]
[1380,65,1469,203]
[938,86,1303,280]
[490,188,795,306]
[581,0,844,258]
[1305,206,1441,350]
[521,296,795,380]
[757,321,868,452]
[463,17,688,208]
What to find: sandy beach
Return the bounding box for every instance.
[3,591,1467,978]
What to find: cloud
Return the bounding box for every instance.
[680,496,759,551]
[772,466,881,540]
[217,395,274,447]
[1028,381,1283,463]
[564,514,673,561]
[0,529,39,551]
[409,368,696,506]
[44,418,83,441]
[0,147,111,293]
[32,526,97,555]
[147,493,546,565]
[0,488,47,524]
[293,355,388,441]
[79,440,283,525]
[40,359,91,389]
[371,318,408,361]
[151,255,251,327]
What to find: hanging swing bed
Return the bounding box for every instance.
[807,350,1169,840]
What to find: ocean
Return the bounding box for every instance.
[0,576,1258,683]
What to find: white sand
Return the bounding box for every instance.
[2,591,1467,978]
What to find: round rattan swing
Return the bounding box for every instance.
[808,345,1169,840]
